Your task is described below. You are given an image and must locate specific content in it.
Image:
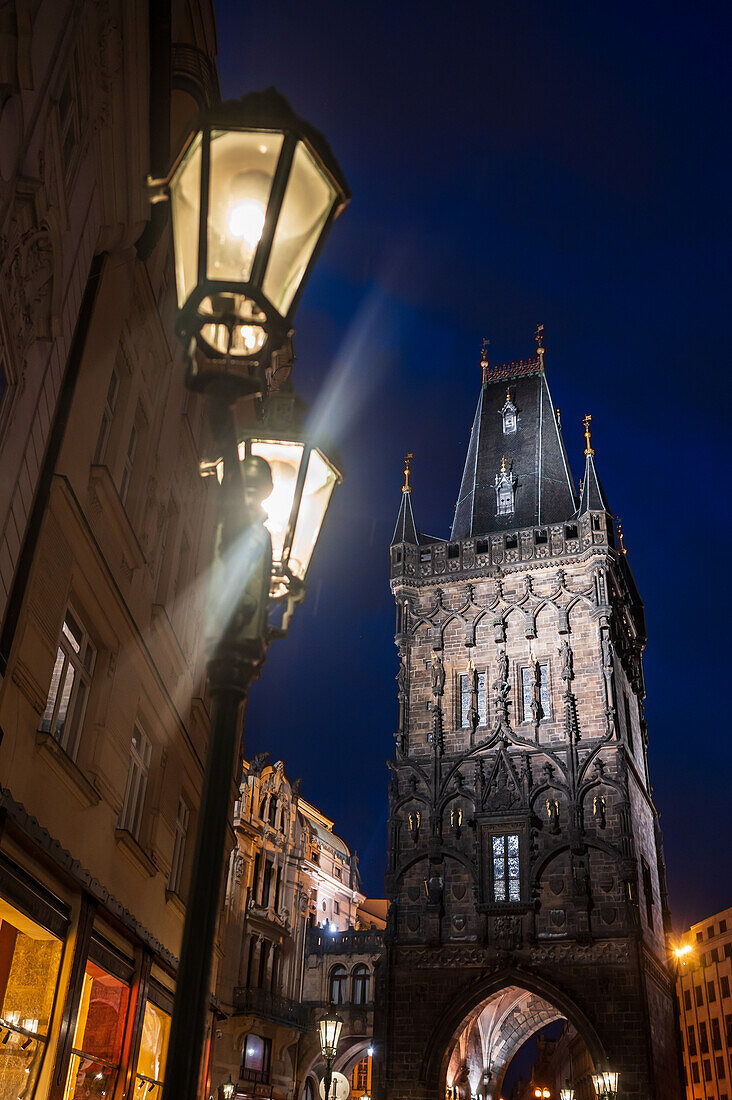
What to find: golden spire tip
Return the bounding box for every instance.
[582,413,595,457]
[402,451,414,493]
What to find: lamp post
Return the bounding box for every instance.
[152,88,349,1100]
[591,1071,619,1099]
[318,1005,343,1100]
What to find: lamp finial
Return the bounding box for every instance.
[582,413,595,457]
[402,452,414,493]
[535,322,545,362]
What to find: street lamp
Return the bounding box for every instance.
[559,1085,575,1100]
[318,1005,343,1100]
[221,1077,235,1100]
[533,1090,551,1098]
[152,86,350,393]
[155,88,349,1100]
[591,1071,619,1099]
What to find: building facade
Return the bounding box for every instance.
[0,5,221,1100]
[676,906,732,1100]
[374,333,680,1099]
[212,757,383,1100]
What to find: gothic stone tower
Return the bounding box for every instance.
[373,335,679,1100]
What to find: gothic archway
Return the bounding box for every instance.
[422,968,606,1098]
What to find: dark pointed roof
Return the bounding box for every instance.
[392,489,419,545]
[451,348,577,540]
[578,452,611,514]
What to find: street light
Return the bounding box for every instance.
[155,88,349,1100]
[318,1005,343,1100]
[591,1071,619,1098]
[559,1085,575,1100]
[153,86,350,392]
[221,1077,235,1100]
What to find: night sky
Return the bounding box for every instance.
[215,0,732,930]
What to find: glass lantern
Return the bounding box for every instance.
[318,1007,343,1062]
[164,88,350,392]
[559,1088,575,1100]
[222,1078,235,1100]
[591,1072,619,1098]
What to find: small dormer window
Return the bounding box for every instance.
[501,388,517,434]
[495,457,516,516]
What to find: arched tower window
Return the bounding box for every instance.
[495,457,516,516]
[501,389,517,434]
[329,964,347,1004]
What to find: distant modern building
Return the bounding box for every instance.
[676,906,732,1100]
[375,332,680,1099]
[212,757,384,1100]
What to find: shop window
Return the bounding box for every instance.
[492,834,520,902]
[0,902,64,1099]
[459,671,487,729]
[520,663,550,722]
[134,1001,171,1100]
[329,965,347,1005]
[352,965,370,1005]
[64,961,130,1100]
[352,1056,369,1092]
[118,727,152,840]
[241,1035,271,1082]
[168,798,190,896]
[40,607,96,760]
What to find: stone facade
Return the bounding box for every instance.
[374,347,680,1099]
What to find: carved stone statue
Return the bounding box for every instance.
[425,870,444,907]
[559,639,574,681]
[602,634,614,671]
[531,666,542,723]
[431,654,445,697]
[468,663,479,730]
[249,751,270,776]
[496,648,509,684]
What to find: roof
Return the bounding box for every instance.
[301,814,352,860]
[578,452,611,514]
[451,361,577,539]
[391,488,419,545]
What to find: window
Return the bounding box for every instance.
[725,943,732,958]
[703,1059,712,1082]
[352,965,370,1005]
[119,420,138,506]
[168,798,190,895]
[708,982,718,1005]
[721,976,730,999]
[329,965,347,1005]
[721,919,728,933]
[717,1057,726,1079]
[241,1035,271,1081]
[708,926,715,940]
[460,671,487,728]
[0,903,64,1099]
[134,1001,171,1100]
[118,727,152,839]
[352,1056,369,1092]
[700,1021,709,1054]
[691,1062,700,1084]
[58,51,82,177]
[268,799,278,827]
[64,961,130,1100]
[521,663,551,722]
[496,481,514,515]
[492,834,520,902]
[624,694,635,752]
[502,406,517,434]
[685,989,693,1011]
[261,860,273,907]
[697,931,704,943]
[333,901,340,915]
[641,858,654,930]
[696,985,704,1007]
[304,1080,316,1100]
[94,366,119,464]
[687,1025,697,1055]
[712,1017,722,1050]
[40,607,96,759]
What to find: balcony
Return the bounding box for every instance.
[306,927,384,955]
[233,987,310,1031]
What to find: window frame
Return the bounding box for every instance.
[118,726,152,840]
[352,964,370,1006]
[94,365,120,465]
[490,832,521,903]
[458,669,488,729]
[520,661,552,723]
[40,605,96,760]
[168,797,190,896]
[329,964,347,1005]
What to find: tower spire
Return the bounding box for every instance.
[480,338,490,384]
[535,322,546,368]
[578,414,611,514]
[392,451,419,545]
[582,413,595,456]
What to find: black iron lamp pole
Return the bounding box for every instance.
[149,87,350,1100]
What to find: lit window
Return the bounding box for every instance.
[168,798,190,895]
[459,671,487,728]
[352,965,370,1005]
[353,1056,369,1092]
[118,727,152,839]
[329,965,347,1004]
[64,961,130,1100]
[0,903,64,1098]
[93,366,119,464]
[521,663,551,722]
[241,1035,271,1081]
[134,1001,170,1100]
[492,834,520,902]
[40,607,96,759]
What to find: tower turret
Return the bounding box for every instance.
[391,451,419,546]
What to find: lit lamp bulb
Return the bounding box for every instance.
[227,198,266,248]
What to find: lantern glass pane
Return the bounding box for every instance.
[246,440,305,568]
[289,448,338,581]
[169,133,202,309]
[262,140,336,315]
[207,130,283,284]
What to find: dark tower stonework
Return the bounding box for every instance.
[374,338,680,1100]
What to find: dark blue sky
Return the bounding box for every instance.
[215,0,732,928]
